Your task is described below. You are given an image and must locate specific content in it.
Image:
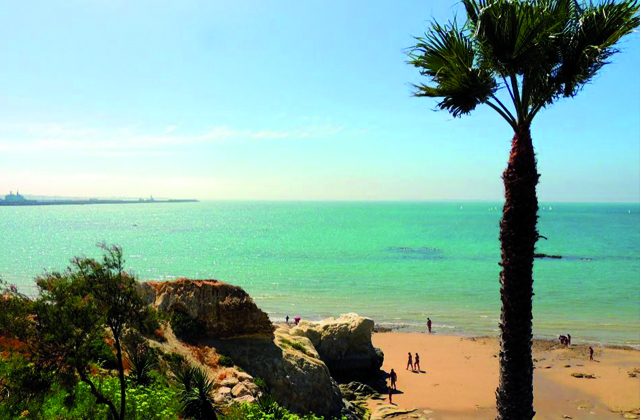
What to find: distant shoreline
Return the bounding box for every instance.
[0,198,198,206]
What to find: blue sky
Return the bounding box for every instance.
[1,0,638,201]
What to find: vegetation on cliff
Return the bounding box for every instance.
[0,246,349,420]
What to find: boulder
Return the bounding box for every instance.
[138,279,274,338]
[219,377,239,388]
[290,313,384,381]
[339,381,380,401]
[231,382,252,398]
[204,325,345,418]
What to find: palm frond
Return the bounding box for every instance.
[408,20,497,118]
[557,0,640,97]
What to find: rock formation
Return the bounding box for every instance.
[290,313,384,382]
[138,279,274,339]
[204,325,346,418]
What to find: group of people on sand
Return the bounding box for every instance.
[406,352,421,372]
[558,333,596,361]
[386,352,423,404]
[559,333,572,346]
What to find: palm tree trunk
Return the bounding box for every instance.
[496,123,538,420]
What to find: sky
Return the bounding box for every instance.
[1,0,638,202]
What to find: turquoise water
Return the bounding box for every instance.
[1,201,638,346]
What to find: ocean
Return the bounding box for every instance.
[1,201,638,347]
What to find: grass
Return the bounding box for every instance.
[279,338,310,356]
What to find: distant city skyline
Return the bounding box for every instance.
[1,1,638,202]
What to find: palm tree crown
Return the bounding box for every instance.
[409,0,640,130]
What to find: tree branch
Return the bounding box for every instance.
[490,95,518,123]
[486,100,518,131]
[78,369,120,420]
[527,101,545,123]
[503,76,516,105]
[509,74,524,122]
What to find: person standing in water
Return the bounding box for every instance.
[406,352,413,370]
[427,318,432,334]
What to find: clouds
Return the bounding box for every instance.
[0,121,353,156]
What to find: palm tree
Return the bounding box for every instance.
[408,1,639,419]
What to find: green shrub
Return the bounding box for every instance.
[253,377,268,391]
[218,354,235,368]
[279,338,309,355]
[88,336,119,370]
[177,366,220,420]
[171,310,205,343]
[137,306,164,341]
[163,351,187,373]
[219,400,331,420]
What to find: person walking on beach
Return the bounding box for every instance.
[567,334,572,345]
[414,353,421,372]
[589,346,594,361]
[389,368,397,390]
[427,318,432,334]
[406,352,413,370]
[286,315,289,324]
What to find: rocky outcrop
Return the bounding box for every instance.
[213,372,261,405]
[290,313,384,381]
[203,325,346,418]
[138,279,274,339]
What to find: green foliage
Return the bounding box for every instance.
[0,245,149,420]
[137,306,164,341]
[177,366,219,420]
[220,399,332,420]
[253,377,268,392]
[171,309,206,343]
[218,354,235,367]
[409,0,640,126]
[279,338,309,355]
[256,394,287,419]
[100,376,181,420]
[88,335,119,371]
[0,370,181,420]
[163,351,187,373]
[0,355,55,418]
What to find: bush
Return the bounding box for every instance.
[163,352,187,373]
[217,354,235,368]
[219,399,330,420]
[176,366,219,420]
[171,310,205,343]
[253,377,268,392]
[137,306,165,341]
[279,338,309,355]
[88,335,119,370]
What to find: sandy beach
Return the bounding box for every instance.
[369,332,640,420]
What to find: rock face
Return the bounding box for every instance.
[290,313,384,381]
[138,279,274,339]
[204,325,345,418]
